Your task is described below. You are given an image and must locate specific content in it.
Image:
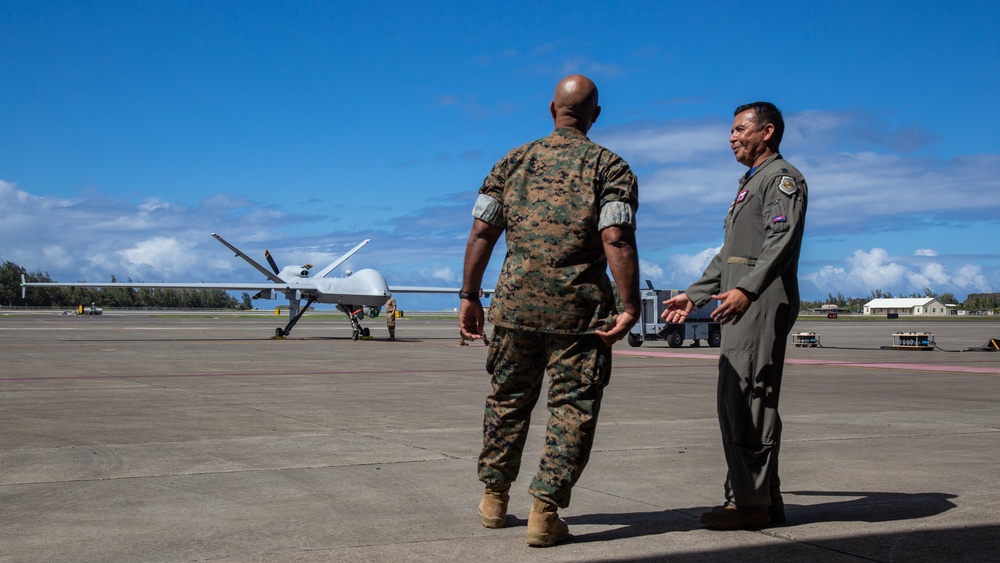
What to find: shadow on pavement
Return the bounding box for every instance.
[565,490,957,545]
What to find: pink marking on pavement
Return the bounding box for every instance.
[0,368,483,382]
[613,349,1000,376]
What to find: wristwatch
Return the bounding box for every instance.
[459,290,480,300]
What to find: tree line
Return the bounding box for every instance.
[1,259,251,309]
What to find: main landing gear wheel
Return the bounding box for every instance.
[274,328,285,339]
[627,333,642,347]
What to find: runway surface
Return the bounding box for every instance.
[2,312,998,561]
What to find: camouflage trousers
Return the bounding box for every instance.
[478,326,612,508]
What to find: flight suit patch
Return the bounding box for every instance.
[770,212,790,232]
[778,176,798,196]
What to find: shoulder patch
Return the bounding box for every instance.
[778,176,798,196]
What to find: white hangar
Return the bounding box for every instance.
[863,298,953,316]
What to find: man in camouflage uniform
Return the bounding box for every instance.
[384,296,396,341]
[459,74,640,547]
[663,102,808,530]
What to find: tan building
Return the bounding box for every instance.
[863,298,952,316]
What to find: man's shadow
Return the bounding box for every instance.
[554,490,957,544]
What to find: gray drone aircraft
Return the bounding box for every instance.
[21,233,469,340]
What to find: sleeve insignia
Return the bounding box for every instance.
[778,176,798,196]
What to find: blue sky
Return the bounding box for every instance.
[3,0,999,310]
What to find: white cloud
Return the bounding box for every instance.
[0,178,303,283]
[804,247,994,297]
[638,258,664,279]
[951,264,989,289]
[914,248,938,256]
[121,237,190,279]
[846,248,908,289]
[635,246,722,290]
[907,262,949,288]
[418,266,458,283]
[669,247,720,281]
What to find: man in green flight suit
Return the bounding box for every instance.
[663,102,808,530]
[459,74,640,547]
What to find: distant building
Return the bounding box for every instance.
[863,298,952,316]
[810,303,843,314]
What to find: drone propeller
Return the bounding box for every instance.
[264,250,280,275]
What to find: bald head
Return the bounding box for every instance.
[550,74,600,133]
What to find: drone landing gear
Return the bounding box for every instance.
[349,312,372,341]
[272,296,317,339]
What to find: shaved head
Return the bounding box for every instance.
[550,74,601,133]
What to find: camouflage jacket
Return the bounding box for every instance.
[473,127,638,334]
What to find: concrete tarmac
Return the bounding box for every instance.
[1,312,998,562]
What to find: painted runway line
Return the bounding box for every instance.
[612,349,1000,376]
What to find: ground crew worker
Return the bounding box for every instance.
[384,296,396,341]
[460,74,640,547]
[662,102,808,530]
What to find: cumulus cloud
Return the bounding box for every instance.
[0,179,325,283]
[906,262,950,288]
[638,258,664,279]
[418,266,458,284]
[803,248,993,297]
[120,237,190,279]
[668,247,721,282]
[950,264,990,289]
[631,246,721,290]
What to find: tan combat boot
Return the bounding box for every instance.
[477,486,510,528]
[526,498,569,547]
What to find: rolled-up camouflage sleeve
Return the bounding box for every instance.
[598,153,639,231]
[472,155,508,228]
[599,201,635,231]
[472,194,504,227]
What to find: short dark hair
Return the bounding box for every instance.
[735,102,784,151]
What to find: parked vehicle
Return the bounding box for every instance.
[627,288,721,348]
